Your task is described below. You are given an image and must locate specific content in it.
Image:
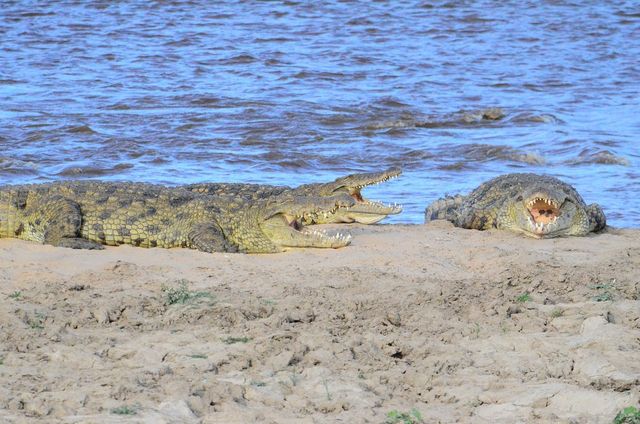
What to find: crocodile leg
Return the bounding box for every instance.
[188,222,236,253]
[55,237,105,250]
[27,195,104,249]
[586,203,607,232]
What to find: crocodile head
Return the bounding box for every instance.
[294,167,403,224]
[500,182,593,238]
[224,193,355,253]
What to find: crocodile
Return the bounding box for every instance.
[424,173,606,238]
[185,168,403,225]
[0,182,355,253]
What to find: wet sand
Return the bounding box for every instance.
[1,222,639,423]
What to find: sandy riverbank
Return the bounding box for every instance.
[1,222,639,423]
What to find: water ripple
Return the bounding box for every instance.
[0,0,637,226]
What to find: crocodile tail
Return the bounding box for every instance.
[424,195,465,223]
[587,203,606,232]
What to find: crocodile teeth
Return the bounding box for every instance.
[303,228,351,244]
[527,197,558,208]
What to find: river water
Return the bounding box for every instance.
[1,1,638,226]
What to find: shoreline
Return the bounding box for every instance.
[1,222,639,423]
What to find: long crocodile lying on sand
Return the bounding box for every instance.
[185,168,403,225]
[424,173,606,238]
[0,182,354,253]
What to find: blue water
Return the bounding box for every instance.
[1,1,638,226]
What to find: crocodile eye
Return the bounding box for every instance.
[517,196,523,201]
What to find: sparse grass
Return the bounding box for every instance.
[28,312,45,330]
[188,354,207,359]
[592,282,615,290]
[8,291,22,300]
[516,292,532,303]
[322,378,332,401]
[594,291,615,302]
[613,406,640,424]
[250,380,266,387]
[385,408,424,424]
[222,336,251,344]
[550,308,564,318]
[591,280,616,302]
[162,280,213,305]
[288,371,300,387]
[471,322,481,338]
[110,404,138,415]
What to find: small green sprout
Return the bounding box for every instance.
[385,408,424,424]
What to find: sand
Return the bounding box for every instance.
[1,221,639,423]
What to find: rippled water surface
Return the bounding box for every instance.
[1,1,639,226]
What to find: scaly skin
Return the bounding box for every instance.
[185,168,403,224]
[0,182,354,253]
[425,173,606,238]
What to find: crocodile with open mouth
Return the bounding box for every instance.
[0,182,354,253]
[185,168,403,225]
[424,173,606,238]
